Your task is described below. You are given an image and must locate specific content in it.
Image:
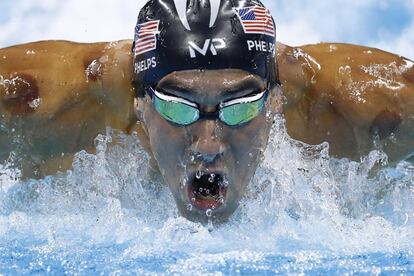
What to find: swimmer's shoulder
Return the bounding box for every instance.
[0,40,138,177]
[298,43,414,127]
[0,40,136,126]
[278,42,413,98]
[278,42,414,161]
[278,41,414,121]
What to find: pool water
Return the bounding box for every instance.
[0,116,413,274]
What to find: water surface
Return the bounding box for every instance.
[0,117,413,274]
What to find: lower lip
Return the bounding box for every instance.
[187,181,227,211]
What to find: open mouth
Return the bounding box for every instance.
[187,171,228,211]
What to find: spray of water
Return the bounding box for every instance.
[0,117,413,273]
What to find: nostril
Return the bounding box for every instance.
[190,139,225,163]
[192,145,225,162]
[190,132,226,163]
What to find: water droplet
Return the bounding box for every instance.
[222,179,229,188]
[196,170,203,179]
[206,209,212,217]
[191,197,196,202]
[187,204,193,211]
[180,177,188,189]
[28,98,42,109]
[208,177,214,183]
[207,218,214,232]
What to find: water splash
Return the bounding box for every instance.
[0,118,413,273]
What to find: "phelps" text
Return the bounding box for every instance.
[247,40,275,55]
[135,57,157,73]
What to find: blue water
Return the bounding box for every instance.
[0,117,413,274]
[1,245,413,274]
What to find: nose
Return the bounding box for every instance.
[190,120,226,163]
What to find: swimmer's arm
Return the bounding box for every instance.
[0,40,137,177]
[278,42,414,162]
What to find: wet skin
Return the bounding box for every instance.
[139,69,281,222]
[0,40,413,222]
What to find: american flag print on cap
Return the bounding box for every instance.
[236,6,275,37]
[134,20,160,56]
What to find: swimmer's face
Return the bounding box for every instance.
[141,69,280,223]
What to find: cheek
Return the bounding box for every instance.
[226,113,270,167]
[143,105,188,172]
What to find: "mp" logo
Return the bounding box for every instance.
[188,38,226,58]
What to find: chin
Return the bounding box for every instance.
[177,200,240,224]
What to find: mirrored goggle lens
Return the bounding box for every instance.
[219,95,266,126]
[153,96,199,125]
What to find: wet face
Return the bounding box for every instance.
[140,69,280,223]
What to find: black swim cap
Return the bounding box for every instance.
[132,0,279,97]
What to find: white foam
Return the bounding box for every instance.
[0,118,413,265]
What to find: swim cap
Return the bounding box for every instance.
[132,0,279,97]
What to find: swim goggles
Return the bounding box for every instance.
[147,87,268,126]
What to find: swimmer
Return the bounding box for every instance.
[0,0,413,222]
